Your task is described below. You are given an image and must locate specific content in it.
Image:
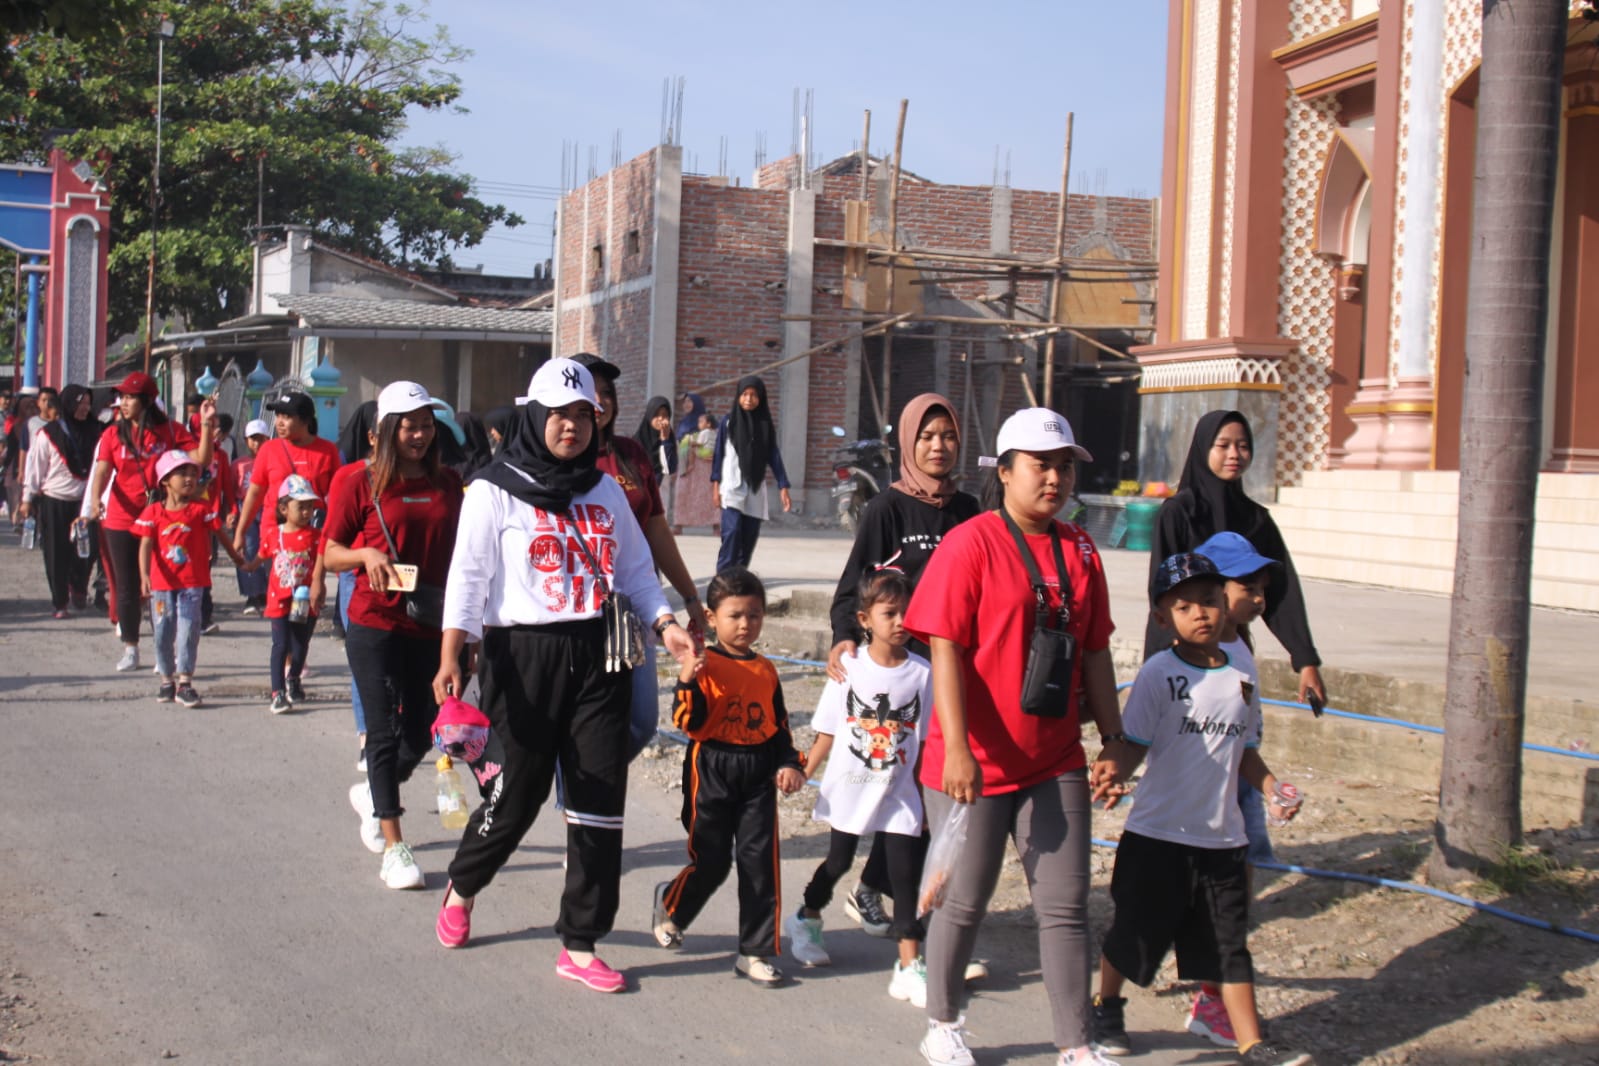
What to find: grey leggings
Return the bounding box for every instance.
[924,769,1092,1050]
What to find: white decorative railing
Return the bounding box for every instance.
[1139,356,1284,391]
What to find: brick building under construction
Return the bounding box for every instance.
[553,139,1157,510]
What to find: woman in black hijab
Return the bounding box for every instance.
[1143,410,1325,704]
[710,375,792,571]
[633,395,678,480]
[431,357,696,991]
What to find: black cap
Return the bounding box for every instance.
[265,387,315,423]
[569,351,621,382]
[1149,551,1224,606]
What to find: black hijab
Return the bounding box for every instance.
[633,395,677,478]
[337,400,379,463]
[44,384,98,480]
[452,412,495,480]
[483,405,516,452]
[1173,410,1267,540]
[474,399,602,512]
[728,376,774,489]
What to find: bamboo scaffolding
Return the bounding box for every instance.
[780,311,1153,331]
[1043,113,1074,409]
[813,237,1157,272]
[699,311,916,392]
[881,99,908,427]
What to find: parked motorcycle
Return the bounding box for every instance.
[829,427,895,532]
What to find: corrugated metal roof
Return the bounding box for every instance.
[271,293,552,336]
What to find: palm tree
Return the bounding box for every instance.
[1432,0,1569,882]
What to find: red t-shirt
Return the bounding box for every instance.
[597,437,664,528]
[133,500,220,591]
[250,435,342,550]
[263,525,321,619]
[231,456,255,521]
[905,511,1114,795]
[323,468,462,636]
[198,452,236,519]
[95,422,200,531]
[320,461,369,554]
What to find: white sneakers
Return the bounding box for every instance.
[920,1017,976,1066]
[734,954,783,985]
[783,909,832,967]
[115,646,139,672]
[380,842,424,890]
[348,782,386,854]
[890,957,929,1007]
[652,882,683,949]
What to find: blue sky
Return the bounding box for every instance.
[403,0,1170,275]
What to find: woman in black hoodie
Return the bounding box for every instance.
[1143,409,1326,704]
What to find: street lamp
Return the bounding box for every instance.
[142,17,175,375]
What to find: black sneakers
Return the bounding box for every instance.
[1091,994,1133,1057]
[156,682,176,703]
[843,883,892,937]
[1238,1041,1312,1066]
[286,676,306,703]
[175,684,202,708]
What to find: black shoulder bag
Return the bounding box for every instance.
[567,514,648,673]
[999,509,1077,719]
[370,476,446,630]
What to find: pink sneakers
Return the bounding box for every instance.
[435,883,471,949]
[556,949,626,993]
[1187,990,1237,1046]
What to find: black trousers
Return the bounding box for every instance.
[345,622,441,821]
[860,833,891,895]
[803,826,928,942]
[270,617,313,693]
[37,495,91,610]
[661,741,783,958]
[104,526,143,643]
[447,621,630,952]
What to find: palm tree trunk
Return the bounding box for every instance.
[1432,0,1568,881]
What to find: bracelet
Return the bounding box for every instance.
[1101,732,1126,745]
[654,616,680,637]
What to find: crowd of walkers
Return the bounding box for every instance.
[0,365,1324,1066]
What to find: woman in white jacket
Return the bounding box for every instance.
[431,357,697,993]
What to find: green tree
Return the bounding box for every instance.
[0,0,521,336]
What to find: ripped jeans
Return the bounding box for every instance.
[150,587,205,680]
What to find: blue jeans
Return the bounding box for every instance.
[150,587,204,679]
[337,570,367,735]
[235,519,266,599]
[716,508,763,572]
[1238,780,1274,864]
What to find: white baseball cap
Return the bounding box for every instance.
[519,357,601,412]
[995,407,1093,462]
[376,380,433,421]
[244,418,271,439]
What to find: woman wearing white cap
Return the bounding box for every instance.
[323,381,461,890]
[430,357,697,993]
[903,408,1130,1066]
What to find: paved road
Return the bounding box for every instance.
[0,533,1232,1066]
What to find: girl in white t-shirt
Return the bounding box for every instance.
[785,569,934,1005]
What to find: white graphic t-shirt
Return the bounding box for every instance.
[1121,647,1263,849]
[811,648,932,836]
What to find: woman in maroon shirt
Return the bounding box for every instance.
[572,353,702,758]
[323,381,461,891]
[83,372,216,673]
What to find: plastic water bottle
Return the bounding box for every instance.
[289,585,311,622]
[20,516,36,550]
[1267,781,1303,827]
[74,520,91,559]
[435,755,469,831]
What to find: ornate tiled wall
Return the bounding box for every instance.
[1217,0,1244,329]
[1182,0,1222,339]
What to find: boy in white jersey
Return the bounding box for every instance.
[1090,553,1310,1066]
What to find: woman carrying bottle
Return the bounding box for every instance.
[431,358,697,993]
[20,385,99,618]
[323,382,461,890]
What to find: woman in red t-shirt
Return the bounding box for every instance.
[903,407,1132,1066]
[233,388,342,560]
[83,372,216,673]
[572,354,701,760]
[323,381,461,891]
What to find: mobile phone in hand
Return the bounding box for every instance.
[1307,691,1324,717]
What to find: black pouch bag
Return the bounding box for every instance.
[568,513,647,673]
[1000,509,1076,718]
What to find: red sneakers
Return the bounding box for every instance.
[556,949,626,993]
[435,883,471,949]
[1187,990,1237,1047]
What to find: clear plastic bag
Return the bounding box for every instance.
[917,803,971,918]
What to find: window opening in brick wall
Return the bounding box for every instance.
[590,244,604,272]
[625,229,641,256]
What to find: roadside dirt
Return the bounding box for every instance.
[634,661,1599,1066]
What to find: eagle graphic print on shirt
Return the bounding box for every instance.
[811,648,933,837]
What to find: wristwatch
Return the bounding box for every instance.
[1101,732,1127,745]
[654,616,681,637]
